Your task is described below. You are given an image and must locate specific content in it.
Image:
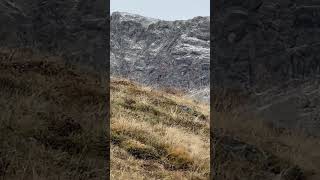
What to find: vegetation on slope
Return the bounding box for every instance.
[0,48,108,179]
[213,91,320,180]
[110,78,210,179]
[4,47,319,180]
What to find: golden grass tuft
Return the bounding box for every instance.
[166,146,194,170]
[121,140,160,160]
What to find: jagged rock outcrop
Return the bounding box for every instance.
[110,12,210,93]
[0,0,107,70]
[214,0,320,135]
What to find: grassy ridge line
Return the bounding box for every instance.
[110,78,210,180]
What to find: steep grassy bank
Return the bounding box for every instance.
[0,48,108,179]
[110,78,210,179]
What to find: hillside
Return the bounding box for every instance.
[0,48,108,179]
[1,48,320,180]
[213,92,320,180]
[110,77,320,180]
[110,78,210,179]
[213,1,320,178]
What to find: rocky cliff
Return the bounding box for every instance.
[110,12,210,94]
[214,0,320,135]
[0,0,107,70]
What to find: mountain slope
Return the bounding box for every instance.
[214,104,320,180]
[110,78,320,180]
[213,0,320,136]
[110,78,210,179]
[110,12,210,92]
[0,0,107,70]
[0,48,108,179]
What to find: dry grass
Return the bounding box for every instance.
[5,47,318,180]
[0,48,108,179]
[213,90,320,180]
[110,78,210,179]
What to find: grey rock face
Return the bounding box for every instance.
[214,0,320,90]
[111,12,210,92]
[214,0,320,135]
[0,0,108,70]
